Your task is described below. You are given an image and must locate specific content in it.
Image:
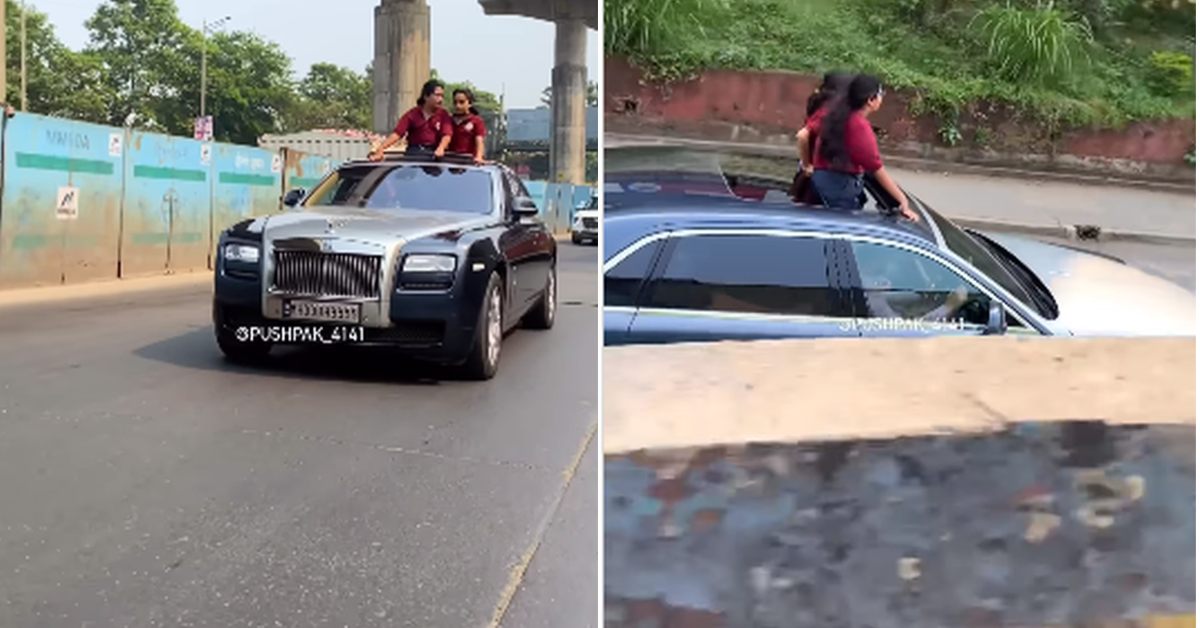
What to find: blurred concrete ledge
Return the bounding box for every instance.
[602,337,1195,454]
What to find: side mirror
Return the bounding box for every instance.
[282,188,306,208]
[513,196,539,218]
[983,301,1008,336]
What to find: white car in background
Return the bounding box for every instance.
[571,194,599,245]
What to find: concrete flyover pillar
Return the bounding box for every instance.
[550,18,587,184]
[373,0,431,135]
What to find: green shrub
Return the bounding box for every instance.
[939,123,964,146]
[974,126,995,148]
[604,0,728,58]
[1146,51,1194,96]
[971,1,1095,85]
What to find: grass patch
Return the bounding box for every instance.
[606,0,1195,131]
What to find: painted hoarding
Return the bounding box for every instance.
[0,114,126,287]
[121,131,213,276]
[211,143,284,250]
[281,148,334,198]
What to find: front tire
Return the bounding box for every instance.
[571,234,582,245]
[461,272,503,380]
[523,264,556,330]
[216,327,273,364]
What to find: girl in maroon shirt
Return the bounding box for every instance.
[369,79,453,161]
[792,72,852,203]
[449,88,488,164]
[809,74,918,221]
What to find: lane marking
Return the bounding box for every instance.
[488,419,597,628]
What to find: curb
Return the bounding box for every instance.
[0,272,211,309]
[948,217,1195,246]
[886,154,1196,195]
[605,133,1196,195]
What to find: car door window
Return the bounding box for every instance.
[645,234,849,318]
[605,241,662,307]
[848,241,991,326]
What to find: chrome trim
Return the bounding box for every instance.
[272,250,383,299]
[633,307,856,326]
[603,227,1043,331]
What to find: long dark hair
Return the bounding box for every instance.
[806,71,852,118]
[453,88,480,116]
[818,74,883,170]
[416,79,443,107]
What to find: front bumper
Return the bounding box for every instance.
[213,268,485,364]
[571,221,598,241]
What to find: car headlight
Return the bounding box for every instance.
[223,243,260,264]
[402,254,457,273]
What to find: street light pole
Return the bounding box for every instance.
[20,1,27,111]
[1,0,7,105]
[199,16,230,123]
[200,19,207,118]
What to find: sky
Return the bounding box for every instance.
[26,0,599,109]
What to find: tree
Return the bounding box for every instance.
[84,0,193,129]
[541,81,598,107]
[168,30,297,144]
[4,1,112,120]
[83,0,296,143]
[283,62,371,132]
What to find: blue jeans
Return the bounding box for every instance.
[811,170,866,210]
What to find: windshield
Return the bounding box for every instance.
[926,206,1045,313]
[305,164,493,214]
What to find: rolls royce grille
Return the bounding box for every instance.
[273,251,383,299]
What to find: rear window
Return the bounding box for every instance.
[305,164,493,214]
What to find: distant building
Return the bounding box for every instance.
[505,107,598,147]
[259,129,382,164]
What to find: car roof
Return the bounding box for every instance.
[604,197,942,261]
[339,153,502,174]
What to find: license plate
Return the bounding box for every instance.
[284,300,361,323]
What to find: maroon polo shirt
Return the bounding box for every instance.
[809,111,884,174]
[393,106,453,147]
[448,114,487,154]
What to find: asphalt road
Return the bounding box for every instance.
[0,243,599,628]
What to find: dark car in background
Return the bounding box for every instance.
[213,154,557,380]
[603,149,1194,345]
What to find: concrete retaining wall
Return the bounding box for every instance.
[605,57,1197,184]
[0,113,589,289]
